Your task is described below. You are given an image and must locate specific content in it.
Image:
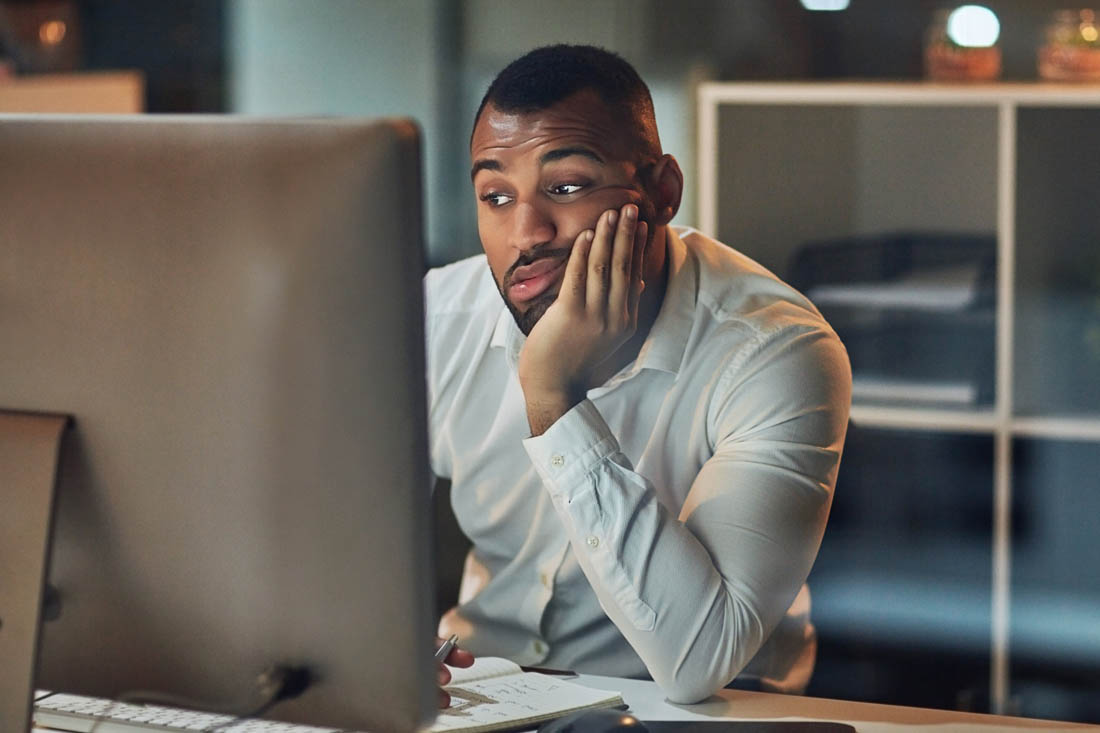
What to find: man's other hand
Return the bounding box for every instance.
[436,636,475,709]
[518,203,647,436]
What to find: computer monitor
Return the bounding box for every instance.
[0,115,436,732]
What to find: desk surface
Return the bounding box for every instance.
[575,674,1100,733]
[29,677,1100,732]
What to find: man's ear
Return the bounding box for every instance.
[648,154,683,226]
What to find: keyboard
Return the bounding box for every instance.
[33,692,340,733]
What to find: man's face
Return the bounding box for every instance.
[470,91,656,335]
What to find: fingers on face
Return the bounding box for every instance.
[629,220,647,312]
[566,204,641,318]
[562,228,594,304]
[586,208,617,311]
[606,204,640,321]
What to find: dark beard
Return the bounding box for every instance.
[493,247,571,336]
[505,289,556,336]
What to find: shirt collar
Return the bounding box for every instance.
[632,226,696,376]
[489,226,698,378]
[491,302,524,373]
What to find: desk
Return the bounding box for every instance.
[28,678,1100,733]
[574,674,1100,733]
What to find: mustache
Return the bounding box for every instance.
[502,247,572,289]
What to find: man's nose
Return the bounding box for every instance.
[510,200,556,252]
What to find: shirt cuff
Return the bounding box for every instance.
[522,398,620,502]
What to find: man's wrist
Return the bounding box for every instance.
[523,386,584,437]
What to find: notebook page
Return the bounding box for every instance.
[447,656,523,685]
[429,672,623,733]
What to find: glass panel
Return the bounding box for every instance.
[807,425,993,712]
[716,104,998,410]
[1015,107,1100,418]
[1010,439,1100,724]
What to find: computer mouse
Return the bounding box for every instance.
[537,709,648,733]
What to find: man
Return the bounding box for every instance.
[428,45,851,705]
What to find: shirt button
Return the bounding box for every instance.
[534,640,546,654]
[551,454,565,468]
[540,572,551,588]
[586,536,600,549]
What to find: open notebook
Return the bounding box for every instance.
[427,657,624,733]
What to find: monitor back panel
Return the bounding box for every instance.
[0,115,436,732]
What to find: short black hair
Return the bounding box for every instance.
[472,44,661,163]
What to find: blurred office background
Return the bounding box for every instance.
[3,0,1099,724]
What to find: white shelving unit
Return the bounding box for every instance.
[698,83,1100,717]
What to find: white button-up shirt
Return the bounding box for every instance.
[426,227,851,703]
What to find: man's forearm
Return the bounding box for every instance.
[524,394,840,703]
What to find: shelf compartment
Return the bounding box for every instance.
[1009,438,1100,724]
[713,103,999,410]
[807,426,994,711]
[1014,107,1100,417]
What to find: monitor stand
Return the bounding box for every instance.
[0,411,69,733]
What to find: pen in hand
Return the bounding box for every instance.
[434,634,458,665]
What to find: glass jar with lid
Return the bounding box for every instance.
[924,7,1002,81]
[1038,9,1100,81]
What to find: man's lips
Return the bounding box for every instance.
[506,257,567,303]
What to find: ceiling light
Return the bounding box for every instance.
[800,0,850,10]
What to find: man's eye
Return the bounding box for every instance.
[480,192,513,207]
[549,183,584,196]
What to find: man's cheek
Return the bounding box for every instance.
[578,194,646,234]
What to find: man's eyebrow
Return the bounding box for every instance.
[470,158,502,181]
[539,147,604,166]
[470,146,604,182]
